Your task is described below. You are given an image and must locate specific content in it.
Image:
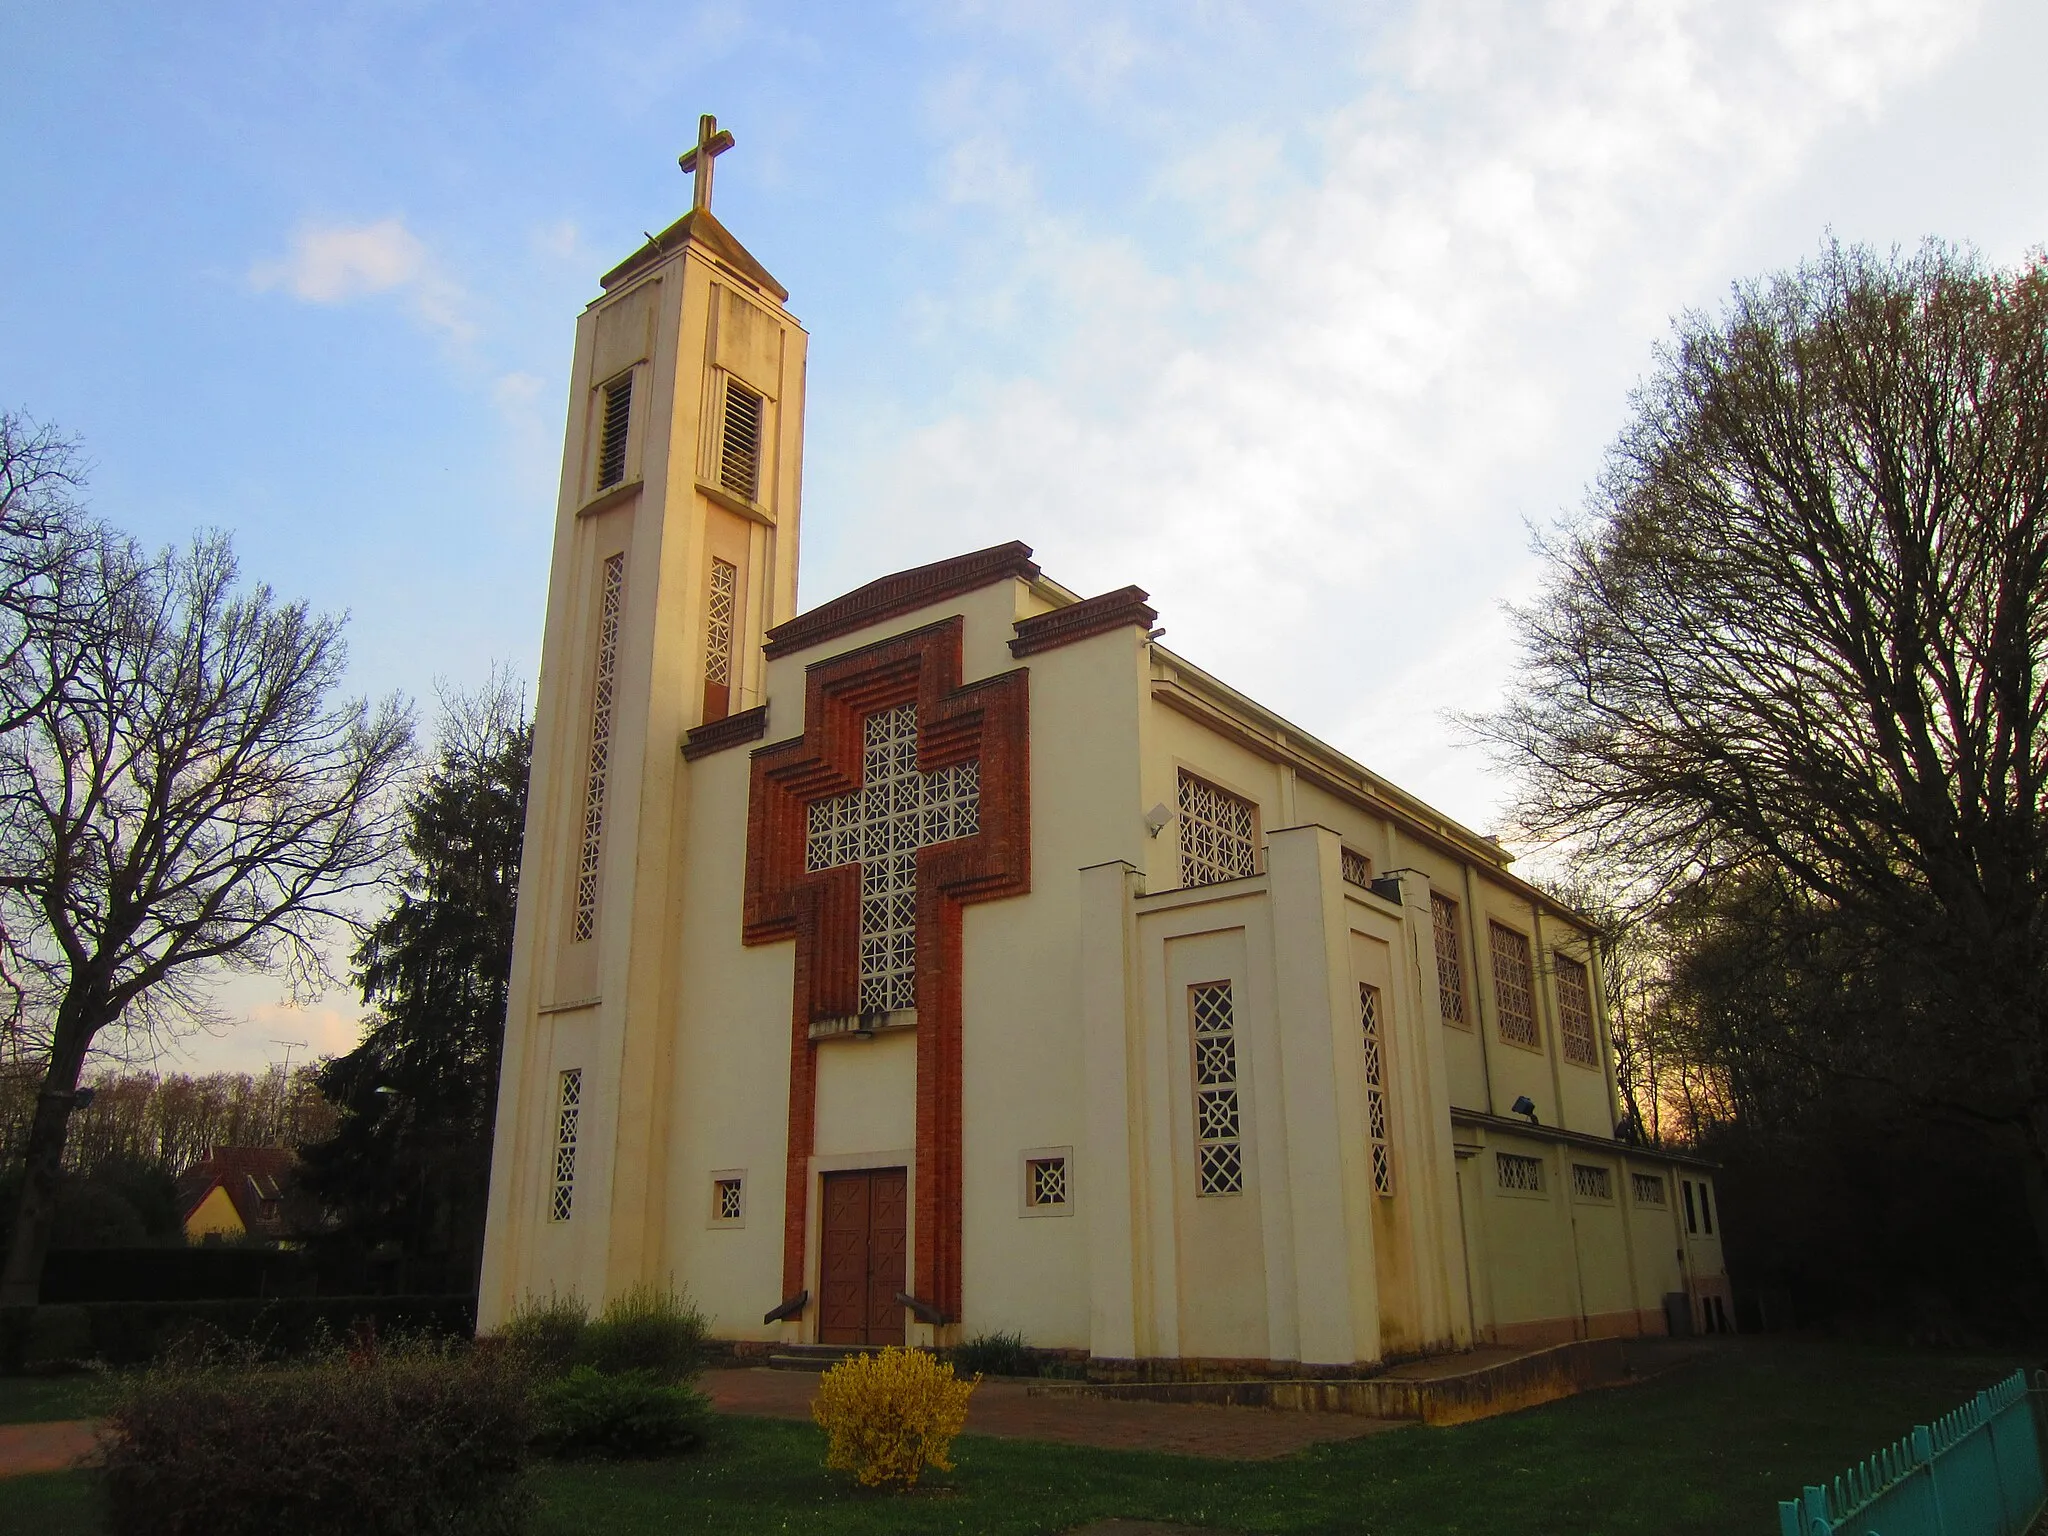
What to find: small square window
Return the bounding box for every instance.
[709,1170,746,1228]
[1631,1172,1666,1206]
[1019,1147,1073,1217]
[1570,1163,1613,1201]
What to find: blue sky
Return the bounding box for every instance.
[5,0,2046,1071]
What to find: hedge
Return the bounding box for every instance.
[101,1348,531,1536]
[0,1294,478,1372]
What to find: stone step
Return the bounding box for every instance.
[765,1343,895,1372]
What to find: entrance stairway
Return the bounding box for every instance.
[765,1343,898,1372]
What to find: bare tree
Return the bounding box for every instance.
[0,531,411,1303]
[1472,240,2048,1258]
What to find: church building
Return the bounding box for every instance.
[478,121,1733,1369]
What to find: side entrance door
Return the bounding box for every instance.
[819,1167,907,1345]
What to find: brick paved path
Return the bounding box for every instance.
[0,1419,97,1477]
[704,1368,1398,1460]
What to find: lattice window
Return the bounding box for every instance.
[1360,983,1393,1196]
[1341,848,1372,888]
[1631,1172,1666,1205]
[1496,1151,1543,1193]
[1190,981,1244,1195]
[550,1069,582,1222]
[1177,772,1256,888]
[1489,922,1539,1047]
[1571,1163,1612,1201]
[597,373,632,490]
[1026,1157,1068,1208]
[1555,954,1599,1067]
[1432,894,1467,1025]
[718,375,764,502]
[714,1177,744,1222]
[705,557,737,688]
[804,703,980,1013]
[573,555,625,942]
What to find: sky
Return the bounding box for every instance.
[4,0,2045,1074]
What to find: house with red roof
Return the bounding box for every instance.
[176,1147,295,1244]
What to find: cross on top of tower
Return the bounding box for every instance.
[678,113,736,214]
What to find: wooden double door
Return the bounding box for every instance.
[819,1168,907,1345]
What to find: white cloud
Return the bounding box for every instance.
[249,217,474,341]
[149,985,367,1076]
[529,219,585,263]
[824,0,1979,836]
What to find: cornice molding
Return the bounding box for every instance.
[1009,584,1156,658]
[763,542,1041,660]
[682,704,769,761]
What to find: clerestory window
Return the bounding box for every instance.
[1489,922,1540,1048]
[1555,954,1599,1068]
[1176,772,1256,888]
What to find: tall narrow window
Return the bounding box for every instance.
[596,373,632,490]
[703,557,737,721]
[550,1069,582,1222]
[1177,771,1256,888]
[1682,1180,1698,1233]
[1432,894,1467,1025]
[573,554,624,942]
[1555,954,1599,1067]
[1489,922,1539,1047]
[1190,981,1244,1195]
[718,375,764,502]
[1360,983,1392,1196]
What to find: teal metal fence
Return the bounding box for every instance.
[1778,1369,2047,1536]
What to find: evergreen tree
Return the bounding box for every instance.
[298,683,529,1291]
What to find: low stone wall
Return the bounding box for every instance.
[1028,1337,1685,1425]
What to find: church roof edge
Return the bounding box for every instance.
[765,541,1042,659]
[599,208,789,301]
[1147,646,1595,930]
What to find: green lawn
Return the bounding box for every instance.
[1,1340,2035,1536]
[0,1371,116,1424]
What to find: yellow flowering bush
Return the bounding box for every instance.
[810,1346,978,1490]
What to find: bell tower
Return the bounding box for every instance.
[480,117,808,1319]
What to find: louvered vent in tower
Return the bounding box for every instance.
[718,377,764,502]
[597,373,633,490]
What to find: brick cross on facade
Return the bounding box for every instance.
[804,702,981,1020]
[744,618,1030,1325]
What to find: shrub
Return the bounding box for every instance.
[531,1365,712,1459]
[951,1329,1035,1378]
[495,1290,589,1377]
[99,1346,532,1536]
[581,1283,707,1383]
[811,1346,977,1491]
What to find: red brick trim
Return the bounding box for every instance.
[1009,585,1157,658]
[682,704,769,761]
[763,543,1041,660]
[743,617,1030,1322]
